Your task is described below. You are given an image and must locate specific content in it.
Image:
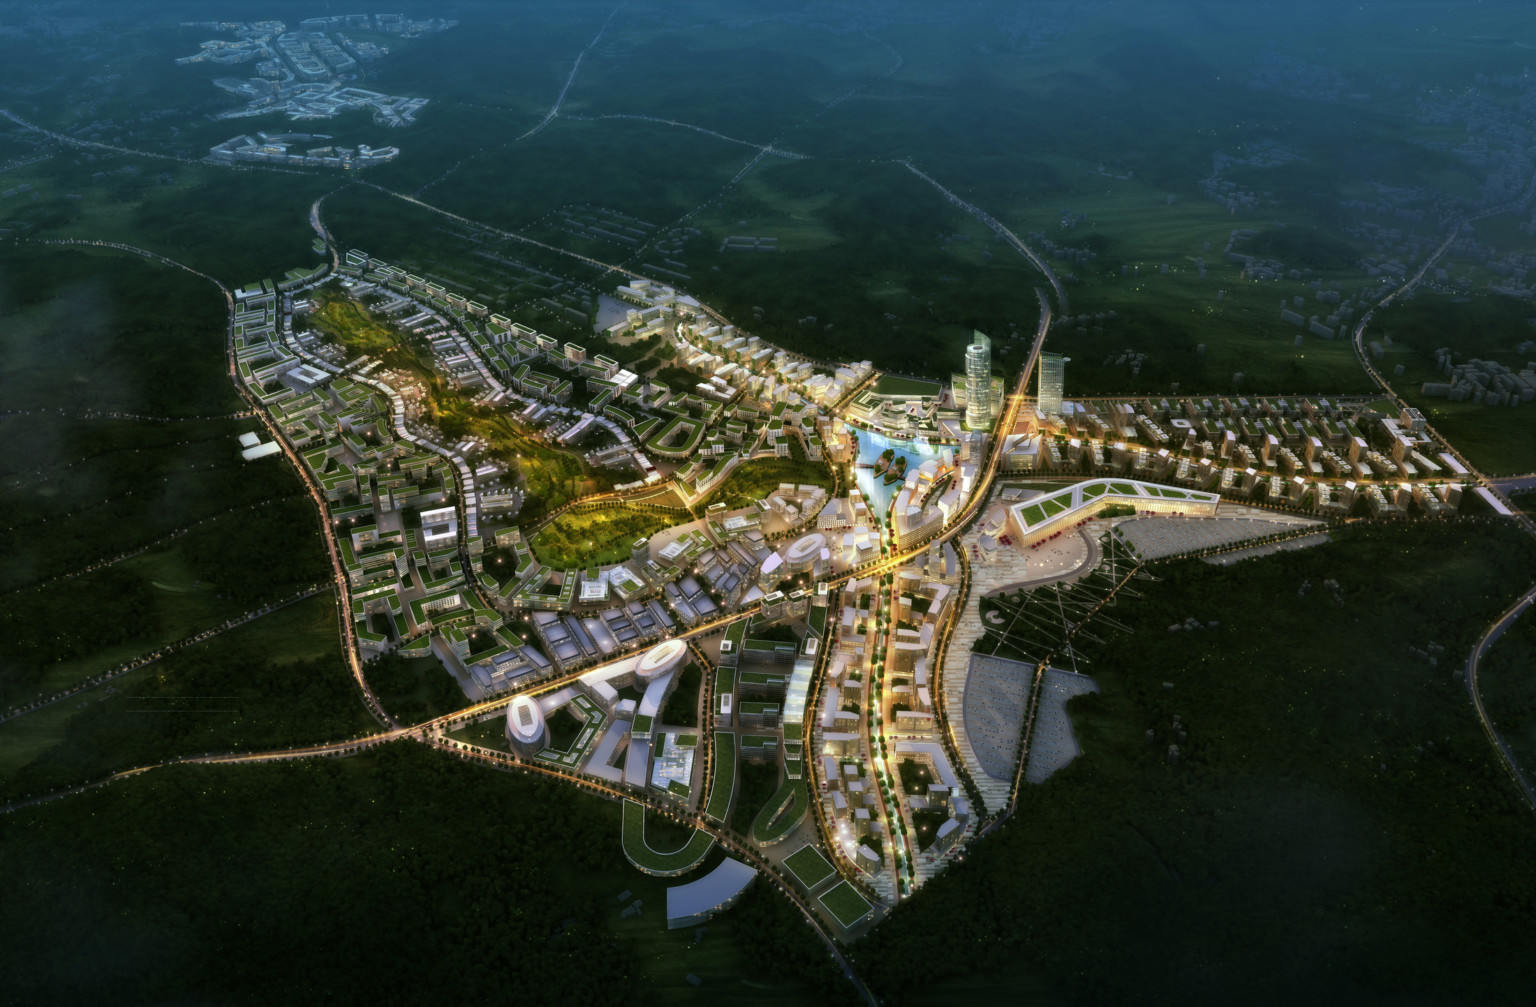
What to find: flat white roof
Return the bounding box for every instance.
[1438,452,1469,475]
[1475,486,1514,516]
[241,441,282,461]
[665,857,756,924]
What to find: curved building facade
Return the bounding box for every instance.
[505,695,548,756]
[784,531,827,573]
[636,639,687,683]
[963,331,992,430]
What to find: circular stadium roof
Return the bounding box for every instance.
[636,638,687,682]
[506,695,546,746]
[785,531,828,564]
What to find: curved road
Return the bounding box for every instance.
[1342,192,1536,815]
[1464,585,1536,813]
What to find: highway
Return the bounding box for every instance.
[902,162,1069,316]
[1464,585,1536,813]
[1342,198,1536,813]
[514,1,626,142]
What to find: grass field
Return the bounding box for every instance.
[874,374,943,397]
[529,507,675,569]
[1367,291,1536,475]
[445,715,510,752]
[481,413,611,523]
[701,453,834,512]
[311,293,404,358]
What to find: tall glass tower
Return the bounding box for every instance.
[1038,352,1065,416]
[964,330,992,430]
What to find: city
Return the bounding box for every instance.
[210,199,1525,944]
[4,2,1536,1003]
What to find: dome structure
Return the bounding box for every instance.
[505,695,547,754]
[636,639,687,683]
[784,532,827,570]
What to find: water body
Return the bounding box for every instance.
[851,425,944,515]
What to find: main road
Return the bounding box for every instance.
[1464,585,1536,813]
[1344,192,1536,812]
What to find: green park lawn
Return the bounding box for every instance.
[529,507,676,570]
[701,454,834,512]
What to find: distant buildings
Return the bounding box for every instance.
[208,132,399,169]
[180,17,448,126]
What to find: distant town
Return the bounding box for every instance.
[176,14,454,126]
[208,132,398,169]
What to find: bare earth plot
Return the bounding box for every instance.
[1115,512,1320,560]
[960,653,1034,796]
[1024,668,1100,785]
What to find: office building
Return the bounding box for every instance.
[1038,352,1066,416]
[964,331,993,430]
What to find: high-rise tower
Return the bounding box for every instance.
[964,330,992,430]
[1038,352,1066,416]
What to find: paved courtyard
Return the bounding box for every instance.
[938,497,1110,812]
[1024,668,1100,784]
[962,653,1035,781]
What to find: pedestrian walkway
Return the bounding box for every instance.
[938,497,1108,813]
[1203,531,1330,566]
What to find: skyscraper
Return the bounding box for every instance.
[964,330,992,430]
[1038,352,1065,416]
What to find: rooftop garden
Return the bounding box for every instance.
[783,844,838,890]
[619,800,714,876]
[817,881,873,929]
[704,732,737,824]
[751,778,809,845]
